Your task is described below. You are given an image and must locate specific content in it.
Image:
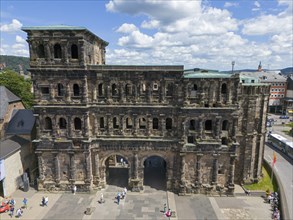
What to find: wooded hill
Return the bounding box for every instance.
[0,55,30,74]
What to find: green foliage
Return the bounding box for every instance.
[0,68,33,109]
[244,166,278,192]
[0,55,30,74]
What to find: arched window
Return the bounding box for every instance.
[166,83,173,96]
[57,83,64,96]
[59,117,67,129]
[193,84,198,91]
[100,117,105,128]
[139,118,146,129]
[126,117,133,129]
[189,120,195,130]
[74,117,82,130]
[205,120,212,130]
[166,118,172,130]
[125,84,132,96]
[37,44,45,58]
[221,83,227,94]
[71,44,78,59]
[98,83,104,96]
[113,117,119,129]
[73,84,80,96]
[153,118,159,129]
[222,137,228,145]
[222,120,228,131]
[44,117,52,130]
[112,84,118,96]
[54,43,62,59]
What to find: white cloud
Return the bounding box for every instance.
[16,35,26,43]
[116,23,138,34]
[12,43,25,49]
[254,1,260,8]
[224,2,239,8]
[0,19,22,32]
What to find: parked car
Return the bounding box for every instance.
[266,122,272,127]
[279,115,289,119]
[0,202,10,213]
[267,118,274,122]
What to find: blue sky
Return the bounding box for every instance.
[0,0,292,70]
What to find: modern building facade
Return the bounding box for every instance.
[22,26,270,195]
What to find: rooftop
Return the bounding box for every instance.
[183,68,233,79]
[0,86,22,119]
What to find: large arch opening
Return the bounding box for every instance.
[143,156,166,190]
[105,155,129,188]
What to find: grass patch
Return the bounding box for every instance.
[244,166,278,192]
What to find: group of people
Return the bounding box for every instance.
[163,204,172,218]
[4,197,27,218]
[116,187,127,205]
[265,190,280,220]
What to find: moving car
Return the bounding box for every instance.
[279,115,289,119]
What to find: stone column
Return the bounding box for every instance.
[228,154,236,188]
[68,115,72,138]
[196,154,203,188]
[133,153,138,179]
[50,83,55,101]
[199,118,204,139]
[83,75,88,103]
[69,152,76,182]
[44,40,51,61]
[212,154,219,185]
[147,114,151,136]
[84,149,93,190]
[133,114,138,136]
[83,112,89,137]
[37,152,45,181]
[232,116,238,141]
[78,39,85,66]
[227,81,231,104]
[215,116,221,140]
[161,116,166,136]
[133,85,138,102]
[217,80,222,104]
[146,82,152,103]
[120,83,125,102]
[93,86,97,102]
[54,152,61,184]
[179,153,186,195]
[66,82,71,102]
[119,114,124,135]
[94,151,100,179]
[106,114,111,135]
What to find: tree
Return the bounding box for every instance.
[0,68,33,109]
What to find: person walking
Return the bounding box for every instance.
[9,206,14,218]
[44,196,48,206]
[73,185,77,195]
[16,208,23,218]
[23,198,28,209]
[116,192,121,205]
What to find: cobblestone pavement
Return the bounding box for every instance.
[1,185,272,220]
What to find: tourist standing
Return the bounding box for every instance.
[23,198,28,209]
[73,185,77,195]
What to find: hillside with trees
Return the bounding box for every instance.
[0,68,33,109]
[0,55,30,74]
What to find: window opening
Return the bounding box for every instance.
[222,120,228,131]
[205,120,212,130]
[139,118,147,129]
[188,136,194,143]
[189,120,196,130]
[59,118,67,129]
[126,117,133,129]
[166,83,173,96]
[125,84,132,96]
[98,83,104,96]
[41,87,49,95]
[44,117,52,130]
[37,44,45,58]
[113,117,119,129]
[112,84,118,96]
[221,83,227,94]
[71,44,78,59]
[54,43,62,59]
[73,84,80,96]
[74,117,82,130]
[166,118,172,130]
[100,117,105,128]
[57,83,65,96]
[153,118,159,129]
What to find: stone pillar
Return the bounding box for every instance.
[94,151,100,178]
[83,75,88,103]
[161,116,166,136]
[147,114,151,136]
[93,87,97,102]
[232,116,238,141]
[133,85,138,102]
[215,116,221,140]
[179,153,186,195]
[146,82,152,103]
[160,81,166,103]
[69,152,76,182]
[68,115,72,138]
[66,82,71,102]
[44,40,51,61]
[217,80,222,104]
[228,154,236,188]
[212,154,219,185]
[227,81,231,104]
[120,83,125,102]
[119,114,124,135]
[83,112,89,137]
[50,83,55,101]
[196,154,203,189]
[133,153,138,179]
[54,152,61,184]
[78,39,85,66]
[133,114,138,136]
[106,114,111,135]
[37,152,45,181]
[131,153,141,192]
[84,149,93,190]
[199,118,204,139]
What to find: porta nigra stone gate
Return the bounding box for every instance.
[22,26,270,195]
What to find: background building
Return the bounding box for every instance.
[22,26,270,195]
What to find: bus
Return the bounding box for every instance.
[268,133,293,160]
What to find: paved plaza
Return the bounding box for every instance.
[1,184,272,220]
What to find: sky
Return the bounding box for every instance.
[0,0,292,71]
